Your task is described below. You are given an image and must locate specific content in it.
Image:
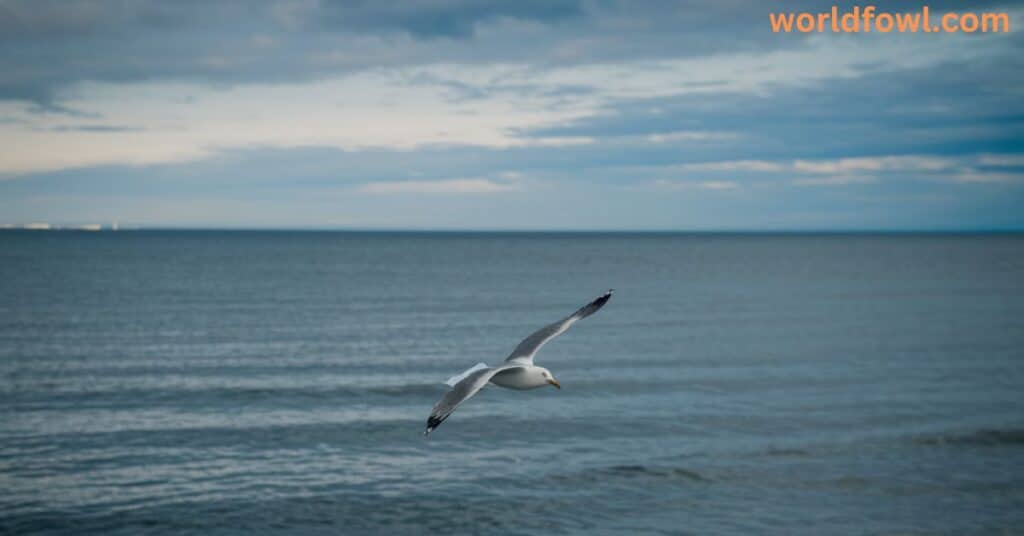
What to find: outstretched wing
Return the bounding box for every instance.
[504,289,613,366]
[425,365,520,436]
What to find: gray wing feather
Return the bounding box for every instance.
[425,366,518,436]
[504,289,613,365]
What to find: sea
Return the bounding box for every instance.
[1,231,1022,535]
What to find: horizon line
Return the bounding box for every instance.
[3,226,1023,234]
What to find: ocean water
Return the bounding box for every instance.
[1,231,1023,535]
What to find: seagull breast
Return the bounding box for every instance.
[489,366,549,390]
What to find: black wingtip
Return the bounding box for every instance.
[593,289,613,307]
[425,415,444,437]
[575,289,613,319]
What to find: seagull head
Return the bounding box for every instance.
[539,367,561,389]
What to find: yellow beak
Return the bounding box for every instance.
[547,379,561,389]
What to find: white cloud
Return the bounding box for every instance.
[979,154,1024,167]
[637,154,1020,188]
[0,72,596,177]
[357,178,517,194]
[951,171,1023,183]
[792,175,876,186]
[700,180,739,190]
[519,136,595,147]
[0,25,1001,177]
[676,160,785,173]
[650,179,739,191]
[789,155,1024,185]
[646,131,737,144]
[792,155,955,175]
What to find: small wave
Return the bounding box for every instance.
[227,382,442,399]
[549,462,711,486]
[597,464,710,483]
[762,447,811,457]
[5,382,443,413]
[915,428,1024,447]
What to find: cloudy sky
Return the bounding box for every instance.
[1,0,1022,230]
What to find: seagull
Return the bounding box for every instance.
[425,289,613,436]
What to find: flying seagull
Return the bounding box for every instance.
[425,289,613,436]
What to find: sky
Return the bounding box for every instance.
[0,0,1022,230]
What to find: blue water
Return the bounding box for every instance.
[2,231,1023,534]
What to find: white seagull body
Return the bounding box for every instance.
[425,289,613,436]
